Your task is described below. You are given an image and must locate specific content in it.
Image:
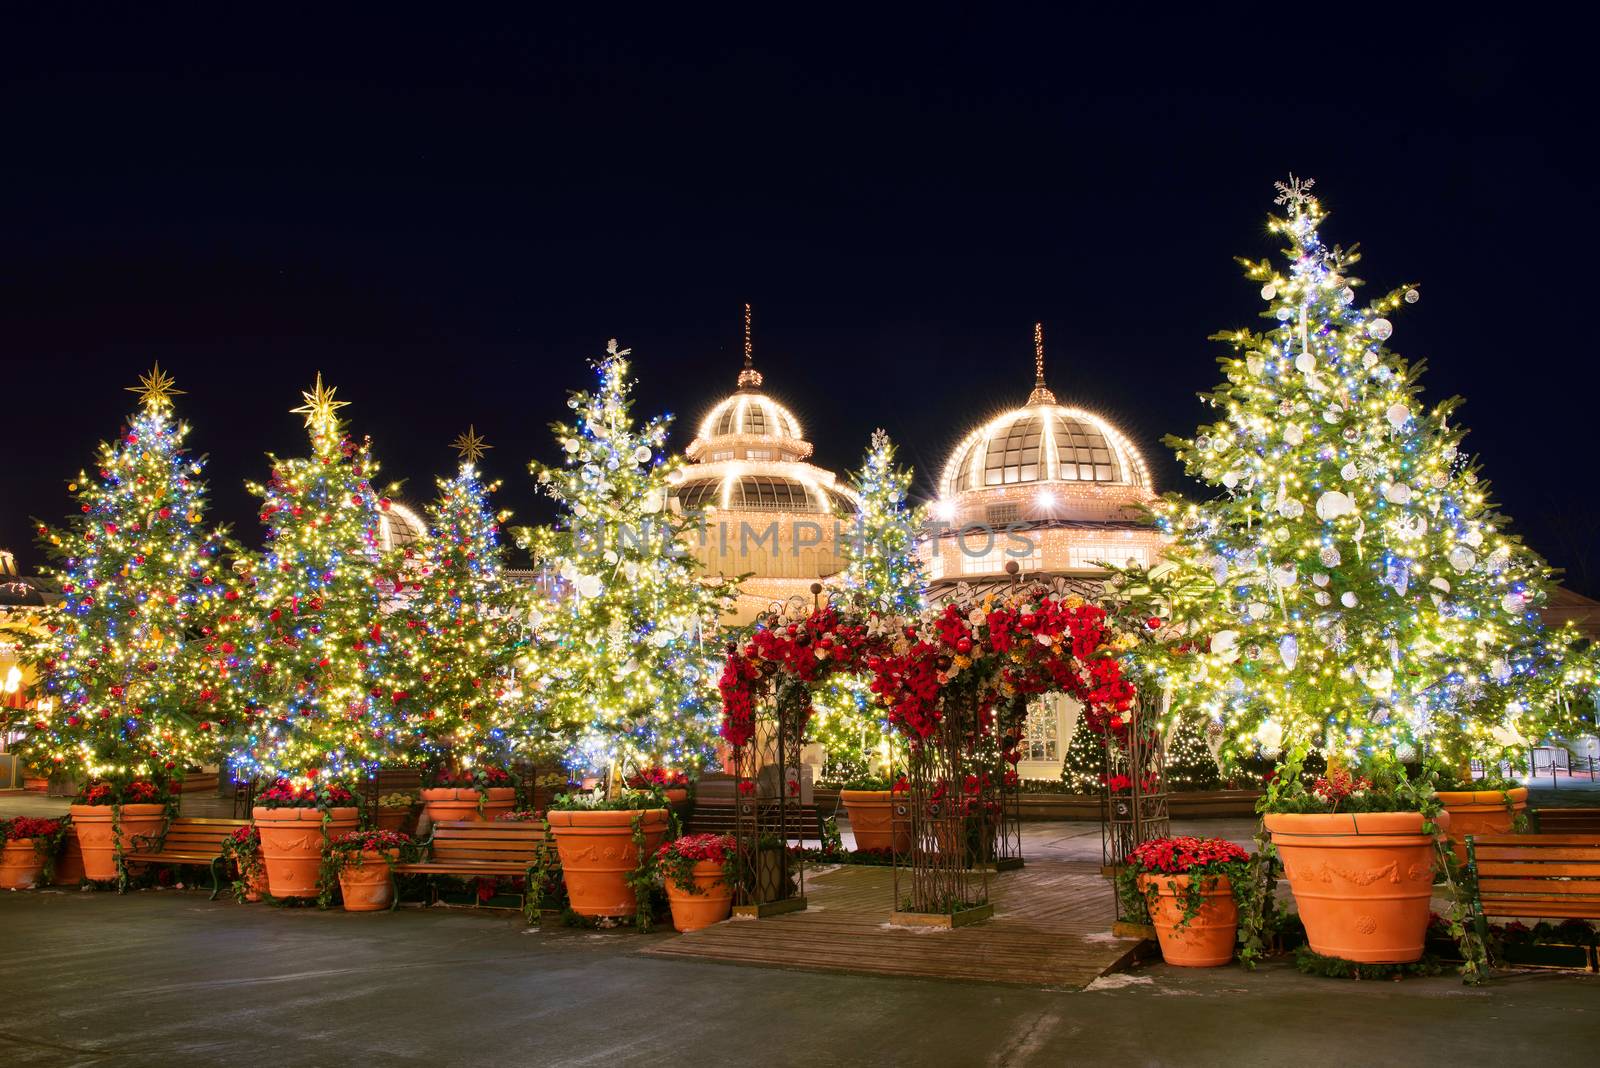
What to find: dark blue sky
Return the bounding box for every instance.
[4,8,1595,590]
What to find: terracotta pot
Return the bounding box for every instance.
[1138,873,1238,967]
[53,835,85,885]
[420,787,516,824]
[664,788,689,805]
[1435,787,1528,862]
[336,849,396,911]
[664,859,734,932]
[242,860,269,902]
[68,803,167,882]
[1266,811,1447,964]
[253,806,358,899]
[375,806,412,833]
[547,808,669,917]
[841,790,912,853]
[0,839,47,890]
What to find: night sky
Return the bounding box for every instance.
[4,10,1595,591]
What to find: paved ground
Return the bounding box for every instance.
[0,889,1594,1067]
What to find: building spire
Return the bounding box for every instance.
[1027,321,1056,404]
[736,301,764,390]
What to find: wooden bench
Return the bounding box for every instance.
[1532,808,1600,834]
[388,820,549,910]
[686,800,825,842]
[1468,833,1600,965]
[126,817,253,900]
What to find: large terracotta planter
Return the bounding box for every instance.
[241,859,269,902]
[1436,787,1528,862]
[420,787,515,824]
[0,839,47,890]
[841,790,912,853]
[1138,873,1238,967]
[253,806,358,899]
[336,849,396,911]
[664,788,689,805]
[664,859,734,932]
[68,803,167,882]
[1266,811,1447,964]
[375,806,412,833]
[547,808,669,917]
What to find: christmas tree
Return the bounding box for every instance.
[387,428,525,771]
[20,365,235,787]
[523,340,736,779]
[837,429,927,615]
[230,374,393,783]
[1060,713,1105,794]
[1163,710,1221,791]
[1140,177,1557,768]
[815,429,927,781]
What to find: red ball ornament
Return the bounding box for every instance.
[1146,617,1162,630]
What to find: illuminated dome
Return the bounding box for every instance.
[940,404,1150,497]
[378,500,428,551]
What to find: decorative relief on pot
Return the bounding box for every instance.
[1315,861,1398,885]
[1354,914,1378,934]
[1405,863,1432,883]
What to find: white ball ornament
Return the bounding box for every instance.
[1362,352,1379,370]
[1294,352,1316,374]
[1284,423,1304,446]
[1261,283,1278,300]
[1277,498,1304,519]
[1316,491,1356,520]
[1448,547,1477,573]
[1341,591,1359,608]
[1248,602,1270,621]
[1315,591,1332,606]
[1404,288,1420,304]
[1340,286,1355,304]
[1368,318,1393,341]
[1385,404,1410,430]
[633,446,652,464]
[1384,482,1413,505]
[1501,591,1526,613]
[1246,355,1264,377]
[1320,546,1342,567]
[1341,462,1359,481]
[1272,563,1298,588]
[1210,630,1240,660]
[1312,572,1330,587]
[1222,471,1240,490]
[1465,529,1484,548]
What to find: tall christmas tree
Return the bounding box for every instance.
[524,340,736,778]
[387,428,524,771]
[1163,710,1221,791]
[20,365,235,787]
[1060,714,1105,794]
[231,374,393,783]
[814,430,928,782]
[1138,177,1556,768]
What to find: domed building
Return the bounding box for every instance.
[670,317,859,624]
[925,325,1168,778]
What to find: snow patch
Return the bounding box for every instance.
[1085,974,1154,992]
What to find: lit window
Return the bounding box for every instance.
[1023,699,1061,763]
[1067,544,1149,571]
[746,448,773,461]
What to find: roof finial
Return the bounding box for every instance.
[736,302,764,390]
[1027,321,1056,405]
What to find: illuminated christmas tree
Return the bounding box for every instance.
[388,428,525,771]
[524,340,736,779]
[1139,177,1557,768]
[20,365,235,787]
[1163,710,1220,791]
[230,375,393,783]
[1059,714,1104,794]
[814,430,928,781]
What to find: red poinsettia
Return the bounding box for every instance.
[1126,835,1250,876]
[256,777,356,809]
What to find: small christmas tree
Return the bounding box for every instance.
[1139,177,1558,767]
[232,374,392,783]
[1163,711,1221,791]
[388,428,524,771]
[815,430,927,781]
[20,365,235,788]
[524,340,736,779]
[1060,713,1105,794]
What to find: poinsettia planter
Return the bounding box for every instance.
[664,860,734,932]
[1435,787,1527,862]
[1138,873,1238,967]
[336,849,398,911]
[420,787,515,824]
[253,806,359,899]
[840,790,912,853]
[547,808,669,917]
[69,803,167,882]
[1265,811,1447,964]
[0,839,47,889]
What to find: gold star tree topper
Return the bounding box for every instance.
[452,425,492,464]
[126,363,186,410]
[291,372,351,430]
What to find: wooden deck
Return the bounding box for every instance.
[641,858,1144,989]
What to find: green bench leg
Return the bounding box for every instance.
[209,857,223,902]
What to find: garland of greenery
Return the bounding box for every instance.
[624,810,657,932]
[521,824,568,924]
[1427,821,1489,984]
[1293,945,1444,980]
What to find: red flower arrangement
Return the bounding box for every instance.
[0,816,63,843]
[1126,835,1249,876]
[80,780,163,806]
[256,778,356,809]
[655,833,737,894]
[328,828,413,854]
[1311,767,1372,809]
[719,606,882,748]
[625,768,690,790]
[494,809,543,822]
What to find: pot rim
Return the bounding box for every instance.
[1435,786,1529,806]
[253,805,360,821]
[546,807,669,827]
[1263,810,1448,836]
